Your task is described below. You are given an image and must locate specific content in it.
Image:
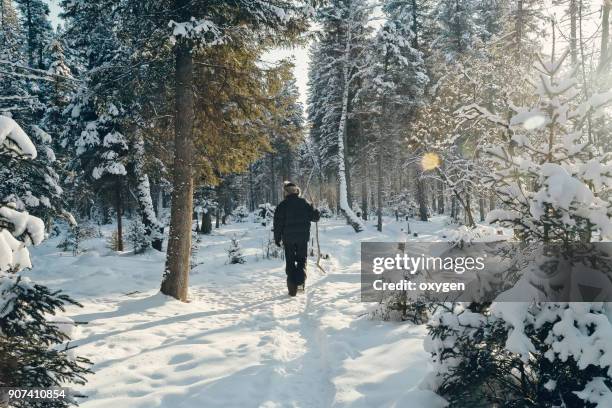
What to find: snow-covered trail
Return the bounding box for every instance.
[29,217,449,408]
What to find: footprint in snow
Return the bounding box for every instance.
[168,353,194,365]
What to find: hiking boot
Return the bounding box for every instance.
[287,280,298,297]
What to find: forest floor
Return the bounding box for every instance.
[29,216,452,408]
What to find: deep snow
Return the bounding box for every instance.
[29,216,451,408]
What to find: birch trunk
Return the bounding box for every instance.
[336,38,364,232]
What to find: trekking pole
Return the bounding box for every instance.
[306,191,326,274]
[302,142,327,274]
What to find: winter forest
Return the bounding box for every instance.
[1,0,612,407]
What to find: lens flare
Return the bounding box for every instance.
[421,152,441,171]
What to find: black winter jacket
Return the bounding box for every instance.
[273,194,320,244]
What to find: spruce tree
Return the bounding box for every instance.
[368,0,428,231]
[227,235,246,265]
[425,52,612,407]
[147,0,310,301]
[0,0,67,225]
[0,115,91,407]
[308,0,374,232]
[432,0,481,61]
[13,0,52,68]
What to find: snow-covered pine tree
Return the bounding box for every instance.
[233,205,249,223]
[42,38,73,157]
[307,43,336,177]
[66,94,130,250]
[227,235,246,265]
[0,115,91,406]
[13,0,52,68]
[368,0,428,231]
[128,217,148,254]
[59,0,132,251]
[58,224,80,255]
[484,51,612,243]
[425,52,612,407]
[0,0,65,226]
[432,0,481,61]
[0,118,64,224]
[59,1,164,251]
[131,136,164,251]
[0,0,23,58]
[308,0,373,232]
[146,0,311,301]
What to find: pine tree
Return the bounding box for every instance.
[0,0,65,225]
[483,51,612,243]
[432,0,481,61]
[233,205,249,222]
[13,0,52,68]
[59,0,132,251]
[368,0,428,231]
[128,218,148,254]
[0,115,91,406]
[425,52,612,407]
[308,0,374,232]
[0,0,22,55]
[131,136,164,251]
[58,224,80,255]
[264,70,304,205]
[148,0,310,301]
[227,235,246,264]
[65,92,130,250]
[42,38,73,154]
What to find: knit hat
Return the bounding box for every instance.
[283,181,300,196]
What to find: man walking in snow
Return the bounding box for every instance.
[273,181,320,296]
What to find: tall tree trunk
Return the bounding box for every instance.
[599,0,610,73]
[361,157,368,221]
[269,154,277,205]
[344,131,353,209]
[248,164,255,212]
[570,0,578,65]
[463,191,476,227]
[437,179,444,214]
[336,53,363,232]
[156,188,163,217]
[376,56,389,232]
[215,207,220,228]
[415,168,428,222]
[515,0,524,54]
[115,181,124,252]
[376,143,383,231]
[431,190,437,214]
[25,0,34,67]
[578,0,594,144]
[102,202,110,224]
[201,210,212,234]
[161,26,194,302]
[479,197,486,222]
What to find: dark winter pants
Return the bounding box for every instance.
[284,240,307,286]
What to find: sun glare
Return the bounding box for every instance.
[421,152,441,171]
